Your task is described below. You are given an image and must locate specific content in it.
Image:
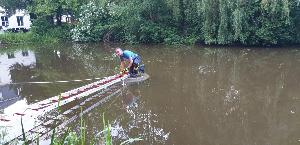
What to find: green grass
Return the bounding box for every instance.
[0,32,34,44]
[0,32,60,44]
[17,110,142,145]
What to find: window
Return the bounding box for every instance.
[22,51,28,56]
[1,16,8,26]
[66,17,71,23]
[16,16,24,26]
[7,53,15,59]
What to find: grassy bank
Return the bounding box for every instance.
[0,32,61,44]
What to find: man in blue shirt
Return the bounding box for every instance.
[115,48,144,77]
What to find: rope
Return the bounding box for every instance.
[0,77,104,86]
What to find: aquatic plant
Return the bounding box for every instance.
[14,95,142,145]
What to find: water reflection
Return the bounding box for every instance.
[107,85,170,144]
[122,85,139,111]
[0,50,36,84]
[139,47,300,145]
[0,45,300,145]
[0,50,36,110]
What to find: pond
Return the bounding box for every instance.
[1,43,300,145]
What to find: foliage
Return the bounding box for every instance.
[30,17,73,40]
[23,113,142,145]
[28,0,85,23]
[71,1,111,42]
[1,0,300,45]
[30,17,55,35]
[0,0,31,16]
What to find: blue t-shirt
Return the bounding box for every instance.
[120,50,138,61]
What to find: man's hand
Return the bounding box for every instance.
[123,67,129,72]
[120,68,129,74]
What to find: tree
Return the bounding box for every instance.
[28,0,90,25]
[0,0,32,16]
[201,0,219,44]
[71,1,111,42]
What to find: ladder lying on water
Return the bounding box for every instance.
[0,73,128,143]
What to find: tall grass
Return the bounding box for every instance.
[0,32,32,44]
[102,113,112,145]
[47,113,142,145]
[18,107,142,145]
[80,107,86,145]
[0,32,60,44]
[46,113,110,145]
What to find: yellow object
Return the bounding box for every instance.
[119,68,129,74]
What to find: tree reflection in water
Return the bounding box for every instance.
[104,85,170,145]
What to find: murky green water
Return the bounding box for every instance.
[1,44,300,145]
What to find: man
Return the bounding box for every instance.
[115,48,144,77]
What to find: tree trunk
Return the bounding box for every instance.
[56,6,63,26]
[178,0,186,34]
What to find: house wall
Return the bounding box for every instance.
[0,7,31,31]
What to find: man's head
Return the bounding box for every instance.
[115,48,123,56]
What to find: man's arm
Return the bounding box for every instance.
[120,61,125,71]
[127,58,133,69]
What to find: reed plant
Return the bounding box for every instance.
[18,106,142,145]
[47,113,142,145]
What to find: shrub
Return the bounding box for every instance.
[71,1,110,42]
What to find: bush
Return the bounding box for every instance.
[161,28,183,45]
[183,35,200,45]
[138,23,164,43]
[30,17,54,35]
[31,17,73,41]
[71,1,110,42]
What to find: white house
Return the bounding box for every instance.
[0,7,31,32]
[0,7,73,33]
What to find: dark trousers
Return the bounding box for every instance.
[129,56,141,75]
